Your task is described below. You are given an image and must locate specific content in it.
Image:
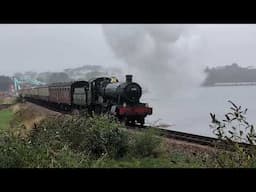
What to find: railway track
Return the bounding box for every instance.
[127,125,218,147]
[147,127,253,150]
[155,128,218,147]
[0,104,12,110]
[127,125,253,150]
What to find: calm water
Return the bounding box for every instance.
[142,86,256,137]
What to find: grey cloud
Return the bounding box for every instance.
[0,24,256,83]
[0,24,120,75]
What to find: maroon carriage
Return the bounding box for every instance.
[48,81,88,110]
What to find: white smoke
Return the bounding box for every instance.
[102,24,205,98]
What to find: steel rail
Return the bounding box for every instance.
[0,104,12,110]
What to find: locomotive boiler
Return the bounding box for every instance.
[95,75,152,126]
[99,75,142,104]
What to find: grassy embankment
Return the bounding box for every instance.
[0,102,216,168]
[0,97,15,132]
[1,100,254,168]
[0,109,13,132]
[0,97,16,105]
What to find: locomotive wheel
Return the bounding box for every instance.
[125,119,135,127]
[79,108,89,117]
[72,109,80,116]
[129,120,136,127]
[86,106,93,116]
[119,117,128,126]
[138,118,145,128]
[94,105,102,115]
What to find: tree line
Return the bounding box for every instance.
[0,76,12,92]
[203,63,256,86]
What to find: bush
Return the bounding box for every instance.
[0,133,89,168]
[0,112,168,168]
[129,128,166,158]
[210,100,256,167]
[79,116,130,159]
[0,135,27,168]
[15,96,24,104]
[29,115,167,160]
[30,115,130,159]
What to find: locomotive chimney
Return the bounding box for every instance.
[126,75,132,83]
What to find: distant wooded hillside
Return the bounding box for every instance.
[11,65,123,84]
[0,76,12,92]
[202,63,256,86]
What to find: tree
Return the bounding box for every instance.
[47,72,72,83]
[37,72,52,83]
[24,71,38,79]
[84,71,107,80]
[13,73,24,80]
[0,76,12,92]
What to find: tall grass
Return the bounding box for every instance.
[1,103,235,168]
[0,109,13,132]
[0,112,173,168]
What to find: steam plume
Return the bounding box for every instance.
[102,24,205,97]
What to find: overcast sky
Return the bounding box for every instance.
[0,24,256,76]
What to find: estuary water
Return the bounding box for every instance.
[142,86,256,138]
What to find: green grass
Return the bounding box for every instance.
[90,151,215,168]
[0,112,218,168]
[0,109,13,131]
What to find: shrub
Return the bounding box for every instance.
[0,133,89,168]
[30,115,130,159]
[0,112,169,167]
[69,115,130,159]
[129,128,166,158]
[210,100,256,167]
[0,135,26,168]
[30,115,166,160]
[15,96,24,104]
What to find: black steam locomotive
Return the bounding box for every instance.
[19,75,152,126]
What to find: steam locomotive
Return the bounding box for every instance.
[19,75,152,126]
